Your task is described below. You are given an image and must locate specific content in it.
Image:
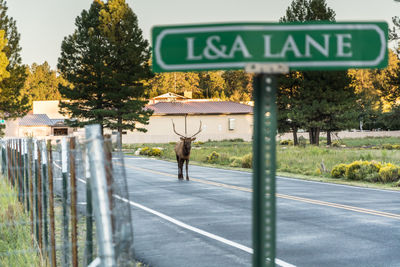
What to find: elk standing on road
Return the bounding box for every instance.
[172,120,202,180]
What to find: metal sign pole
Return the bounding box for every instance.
[247,64,288,267]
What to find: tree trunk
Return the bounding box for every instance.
[315,128,320,146]
[117,116,123,149]
[309,128,315,145]
[327,130,332,146]
[292,126,298,146]
[309,128,320,145]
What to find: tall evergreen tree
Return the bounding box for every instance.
[198,71,226,99]
[0,0,29,134]
[222,70,253,102]
[23,62,67,106]
[280,0,357,145]
[58,0,153,142]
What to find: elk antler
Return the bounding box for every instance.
[190,121,202,138]
[171,119,186,138]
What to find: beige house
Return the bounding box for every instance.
[121,101,253,143]
[4,100,73,138]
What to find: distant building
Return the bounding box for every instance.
[4,95,254,143]
[122,100,253,143]
[4,100,73,138]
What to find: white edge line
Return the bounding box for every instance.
[113,194,296,267]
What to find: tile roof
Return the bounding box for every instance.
[19,114,57,126]
[147,101,253,115]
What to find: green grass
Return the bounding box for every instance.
[0,178,41,266]
[340,136,400,147]
[125,137,400,189]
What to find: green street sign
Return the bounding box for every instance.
[152,21,388,72]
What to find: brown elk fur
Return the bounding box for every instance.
[175,137,196,180]
[172,120,202,180]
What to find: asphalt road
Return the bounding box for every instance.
[51,154,400,267]
[123,156,400,267]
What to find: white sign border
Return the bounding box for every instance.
[154,24,386,71]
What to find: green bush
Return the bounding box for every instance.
[331,164,347,178]
[139,146,150,155]
[206,151,220,163]
[298,136,307,147]
[345,160,381,181]
[229,156,242,167]
[331,141,341,147]
[381,144,400,150]
[148,148,162,157]
[241,153,252,168]
[279,139,294,146]
[378,163,400,183]
[193,141,204,146]
[382,144,395,150]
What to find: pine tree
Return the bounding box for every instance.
[58,0,153,143]
[0,0,29,135]
[22,62,67,106]
[280,0,357,145]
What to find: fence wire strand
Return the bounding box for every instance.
[0,131,135,267]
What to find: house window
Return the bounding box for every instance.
[228,118,236,131]
[54,128,68,136]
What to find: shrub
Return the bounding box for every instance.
[382,144,394,150]
[331,164,347,178]
[279,139,294,146]
[229,156,242,167]
[378,163,400,183]
[148,148,162,157]
[331,141,341,147]
[241,153,252,168]
[298,136,307,147]
[226,138,244,142]
[206,151,220,163]
[139,146,150,155]
[345,161,380,181]
[394,145,400,150]
[193,141,204,146]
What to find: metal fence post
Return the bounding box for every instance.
[37,139,43,252]
[61,137,70,267]
[70,137,78,267]
[86,124,116,267]
[47,140,57,267]
[28,139,35,241]
[85,151,94,265]
[41,140,49,257]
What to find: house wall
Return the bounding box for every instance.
[33,100,67,119]
[18,126,52,138]
[4,119,19,137]
[120,114,253,144]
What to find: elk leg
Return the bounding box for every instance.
[178,158,184,179]
[176,155,182,179]
[185,159,189,180]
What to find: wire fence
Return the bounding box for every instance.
[0,124,135,267]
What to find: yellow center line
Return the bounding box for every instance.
[125,164,400,221]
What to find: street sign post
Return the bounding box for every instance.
[152,21,388,267]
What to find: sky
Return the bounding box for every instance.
[6,0,400,69]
